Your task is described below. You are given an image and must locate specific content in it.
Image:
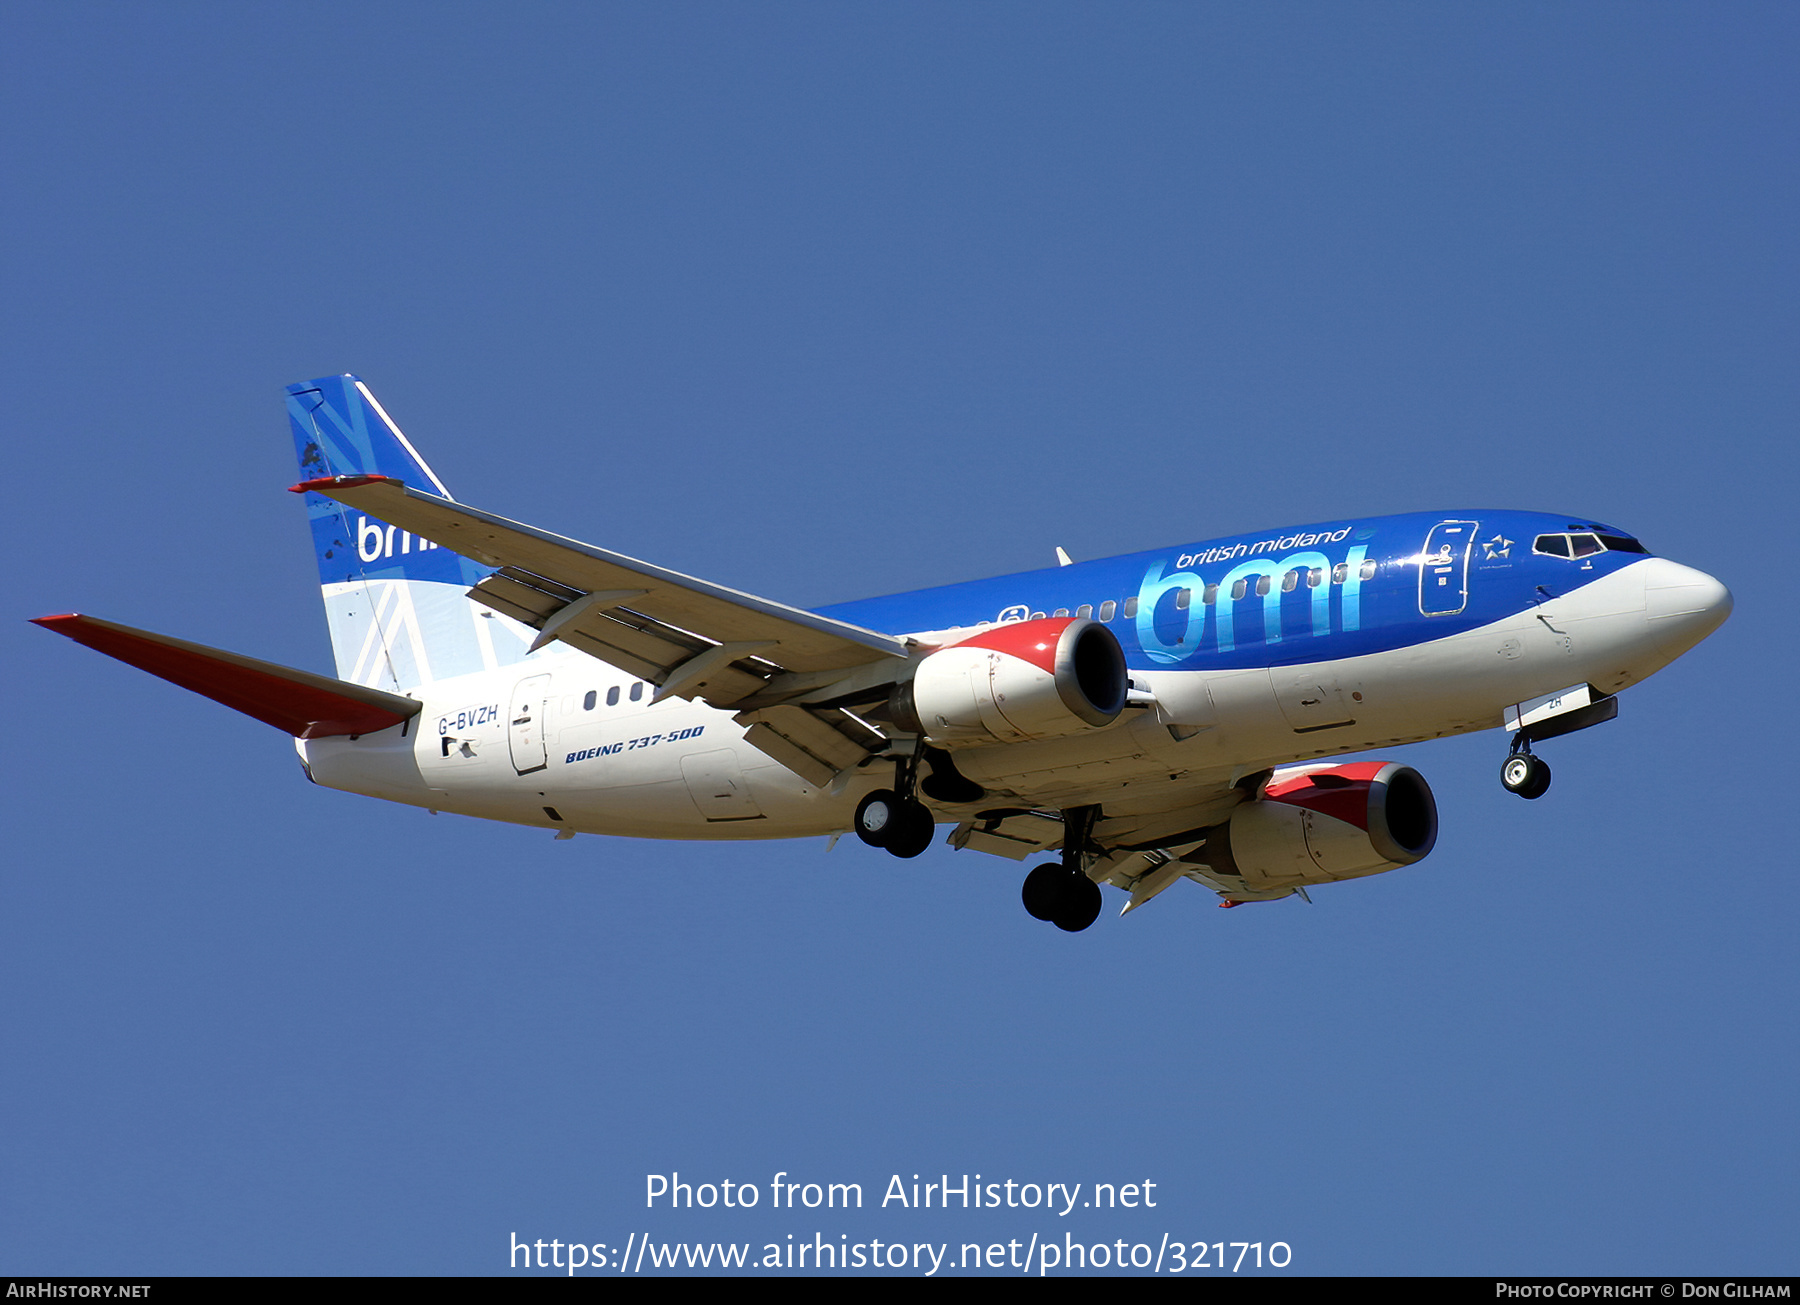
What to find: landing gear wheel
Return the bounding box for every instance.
[854,789,899,847]
[1501,754,1552,800]
[1052,874,1103,933]
[883,799,936,859]
[1021,862,1067,921]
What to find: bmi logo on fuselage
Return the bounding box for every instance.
[992,532,1377,664]
[1136,542,1373,662]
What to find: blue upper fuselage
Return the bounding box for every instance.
[815,510,1653,672]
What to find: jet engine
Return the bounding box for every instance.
[890,616,1129,746]
[1198,762,1438,889]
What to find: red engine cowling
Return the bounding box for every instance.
[891,617,1129,745]
[1199,762,1438,889]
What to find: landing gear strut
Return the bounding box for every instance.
[853,752,936,859]
[1020,805,1103,932]
[1501,740,1552,800]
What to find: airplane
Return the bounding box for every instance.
[33,375,1733,932]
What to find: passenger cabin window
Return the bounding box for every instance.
[1053,608,1070,618]
[1231,579,1248,601]
[1122,597,1138,618]
[606,686,620,706]
[1359,560,1377,581]
[1255,575,1272,597]
[1308,568,1325,588]
[1099,600,1116,621]
[1174,588,1191,610]
[1203,584,1218,605]
[1076,604,1092,618]
[629,683,644,702]
[1332,562,1348,584]
[1281,570,1299,593]
[583,690,597,711]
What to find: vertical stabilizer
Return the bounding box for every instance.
[287,375,534,690]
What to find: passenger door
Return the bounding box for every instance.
[1418,521,1478,617]
[508,673,552,774]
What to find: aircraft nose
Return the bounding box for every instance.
[1640,557,1733,658]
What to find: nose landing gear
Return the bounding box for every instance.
[1499,688,1621,799]
[1501,745,1552,799]
[1020,805,1104,932]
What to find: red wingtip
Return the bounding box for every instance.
[288,474,402,495]
[30,613,82,630]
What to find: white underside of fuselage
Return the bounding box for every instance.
[298,557,1719,847]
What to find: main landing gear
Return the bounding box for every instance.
[1020,805,1103,933]
[1501,743,1552,800]
[853,752,936,859]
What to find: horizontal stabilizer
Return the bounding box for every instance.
[31,614,422,739]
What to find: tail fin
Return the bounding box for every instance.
[287,375,533,690]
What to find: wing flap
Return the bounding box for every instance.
[32,614,420,739]
[947,811,1067,861]
[734,706,887,788]
[472,564,714,679]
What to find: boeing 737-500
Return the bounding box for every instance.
[34,375,1733,931]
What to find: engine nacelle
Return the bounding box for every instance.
[892,617,1129,745]
[1199,762,1438,889]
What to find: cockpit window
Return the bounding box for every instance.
[1534,531,1649,559]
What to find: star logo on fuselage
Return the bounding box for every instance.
[1482,534,1513,560]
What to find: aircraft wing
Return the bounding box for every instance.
[292,474,913,783]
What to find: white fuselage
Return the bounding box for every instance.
[298,557,1726,841]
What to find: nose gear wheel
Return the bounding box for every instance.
[1500,752,1552,799]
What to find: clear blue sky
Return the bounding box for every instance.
[3,1,1793,1276]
